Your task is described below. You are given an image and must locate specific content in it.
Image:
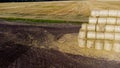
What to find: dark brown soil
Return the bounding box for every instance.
[0,20,81,40]
[0,21,120,68]
[1,42,120,68]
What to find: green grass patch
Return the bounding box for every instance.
[0,17,84,25]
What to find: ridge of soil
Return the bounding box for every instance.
[0,20,120,68]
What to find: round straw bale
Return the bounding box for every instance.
[105,32,114,40]
[91,10,99,17]
[99,10,109,17]
[78,31,86,39]
[116,18,120,25]
[104,40,113,51]
[107,18,116,25]
[105,25,114,32]
[96,32,104,40]
[113,42,120,52]
[115,33,120,41]
[87,40,94,48]
[108,10,118,17]
[81,24,87,31]
[78,39,86,48]
[96,24,105,32]
[87,24,96,31]
[89,17,97,24]
[95,40,104,50]
[87,31,96,39]
[115,26,120,32]
[98,18,107,24]
[117,10,120,17]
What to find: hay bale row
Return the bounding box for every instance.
[79,31,115,40]
[89,17,120,25]
[78,9,120,52]
[80,24,120,33]
[78,31,120,41]
[78,38,120,52]
[91,10,120,17]
[79,31,120,41]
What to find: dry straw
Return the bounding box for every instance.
[99,10,109,17]
[108,10,118,17]
[87,24,96,31]
[105,25,114,32]
[116,18,120,25]
[78,9,120,52]
[96,32,104,40]
[89,17,97,24]
[95,40,104,50]
[98,18,107,24]
[113,42,120,52]
[117,11,120,17]
[87,31,96,39]
[78,39,86,48]
[104,41,113,51]
[115,33,120,41]
[107,18,116,25]
[80,24,87,31]
[91,10,99,17]
[96,24,105,32]
[78,31,86,39]
[105,32,114,40]
[115,26,120,32]
[87,40,95,48]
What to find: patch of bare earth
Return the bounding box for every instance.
[0,21,120,68]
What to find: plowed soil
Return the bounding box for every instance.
[0,21,120,68]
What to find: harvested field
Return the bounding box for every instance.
[0,1,120,22]
[1,1,120,67]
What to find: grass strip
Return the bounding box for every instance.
[0,17,85,25]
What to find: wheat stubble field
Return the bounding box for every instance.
[1,1,120,68]
[0,1,120,22]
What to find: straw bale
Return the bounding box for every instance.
[98,18,107,24]
[116,18,120,25]
[81,24,87,31]
[89,17,97,24]
[96,24,105,32]
[113,42,120,52]
[95,40,104,50]
[105,25,114,32]
[96,32,104,40]
[87,24,96,31]
[105,32,114,40]
[108,10,118,17]
[104,41,113,51]
[91,10,99,17]
[107,18,116,25]
[117,10,120,17]
[87,40,95,48]
[99,10,108,17]
[115,33,120,41]
[78,31,86,39]
[87,31,96,39]
[78,39,86,48]
[115,26,120,32]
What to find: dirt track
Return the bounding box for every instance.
[0,20,81,34]
[0,21,120,68]
[0,20,81,40]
